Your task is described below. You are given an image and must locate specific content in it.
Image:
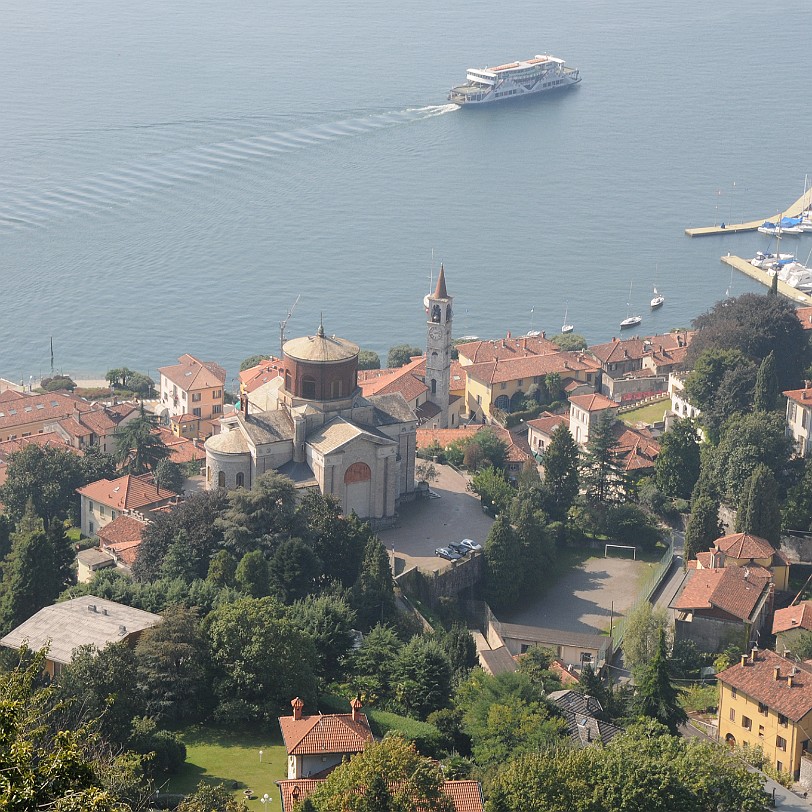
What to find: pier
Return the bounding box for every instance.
[721,254,812,305]
[685,188,812,237]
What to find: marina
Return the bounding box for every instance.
[685,188,812,237]
[720,254,812,305]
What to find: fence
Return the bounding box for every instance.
[610,536,675,648]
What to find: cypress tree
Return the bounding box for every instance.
[736,463,781,546]
[769,269,779,296]
[683,496,723,562]
[753,351,779,412]
[633,627,687,734]
[352,536,396,630]
[484,515,524,610]
[541,424,580,520]
[654,419,700,500]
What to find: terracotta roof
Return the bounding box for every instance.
[77,474,179,511]
[672,566,770,621]
[549,658,581,685]
[239,358,285,394]
[456,335,560,364]
[0,433,78,488]
[0,391,89,432]
[158,354,226,390]
[695,551,713,569]
[283,330,359,363]
[784,387,812,407]
[98,515,146,547]
[795,306,812,331]
[155,427,205,464]
[773,602,812,635]
[715,532,776,560]
[433,263,449,299]
[101,539,142,567]
[569,392,617,412]
[613,425,660,472]
[278,712,373,756]
[277,780,483,812]
[416,426,482,449]
[588,332,691,366]
[717,648,812,722]
[527,411,569,437]
[490,424,531,464]
[465,351,599,386]
[643,344,689,369]
[0,390,25,402]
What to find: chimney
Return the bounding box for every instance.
[744,566,750,581]
[741,654,748,667]
[350,696,363,722]
[291,697,304,721]
[750,646,757,663]
[788,675,794,688]
[102,608,108,616]
[774,666,781,681]
[87,604,97,613]
[118,624,127,636]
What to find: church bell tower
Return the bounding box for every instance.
[425,264,452,428]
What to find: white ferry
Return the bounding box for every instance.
[449,54,581,106]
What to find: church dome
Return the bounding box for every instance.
[283,327,359,363]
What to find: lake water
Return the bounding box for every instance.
[1,0,811,387]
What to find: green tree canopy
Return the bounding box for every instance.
[683,495,723,561]
[622,601,669,676]
[783,459,812,531]
[393,636,453,719]
[351,536,396,631]
[290,593,357,683]
[753,351,780,412]
[348,624,403,704]
[268,538,322,602]
[541,423,580,520]
[387,345,423,368]
[177,781,247,812]
[654,419,701,500]
[357,349,381,370]
[235,549,271,598]
[735,463,781,546]
[579,414,627,506]
[550,333,587,351]
[154,459,184,494]
[469,466,513,515]
[239,354,271,372]
[632,627,687,734]
[115,414,170,475]
[484,515,524,611]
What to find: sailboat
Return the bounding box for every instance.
[620,282,642,329]
[561,302,574,334]
[650,285,665,310]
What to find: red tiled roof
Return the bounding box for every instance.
[569,392,617,412]
[417,426,481,449]
[278,712,373,756]
[102,538,142,567]
[550,658,581,686]
[795,306,812,332]
[77,474,179,511]
[613,425,660,472]
[0,432,78,488]
[715,532,776,560]
[0,391,89,432]
[717,648,812,722]
[588,332,692,366]
[0,390,25,402]
[155,427,205,464]
[784,387,812,407]
[673,566,770,621]
[773,602,812,635]
[158,353,226,390]
[466,351,599,387]
[456,335,560,364]
[644,344,689,369]
[239,358,285,394]
[526,411,569,437]
[98,515,146,547]
[490,425,531,464]
[277,779,483,812]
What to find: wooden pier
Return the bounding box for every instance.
[721,254,812,305]
[686,188,812,237]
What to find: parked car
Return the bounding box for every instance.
[435,547,462,561]
[447,541,469,556]
[460,538,482,552]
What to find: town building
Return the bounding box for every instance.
[773,602,812,657]
[97,514,148,571]
[204,321,417,524]
[0,433,76,488]
[547,689,623,747]
[76,473,180,538]
[717,647,812,779]
[795,307,812,333]
[568,392,618,447]
[157,354,227,438]
[668,372,701,420]
[526,411,569,460]
[456,333,560,366]
[48,402,139,455]
[671,565,772,653]
[76,547,117,583]
[424,265,454,428]
[693,532,790,592]
[0,390,90,443]
[0,595,161,678]
[784,384,812,458]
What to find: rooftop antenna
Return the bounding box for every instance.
[280,294,300,357]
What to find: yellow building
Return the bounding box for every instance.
[696,532,790,592]
[717,648,812,779]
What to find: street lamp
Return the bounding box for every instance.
[259,749,263,763]
[261,793,271,807]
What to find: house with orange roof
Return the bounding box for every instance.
[568,392,618,447]
[157,354,226,438]
[0,390,90,443]
[612,424,660,476]
[670,564,772,652]
[717,647,812,778]
[49,402,139,455]
[773,602,812,657]
[456,333,560,366]
[695,532,791,591]
[784,383,812,457]
[97,514,147,570]
[795,306,812,332]
[526,411,569,459]
[76,473,180,538]
[0,433,77,489]
[238,357,286,413]
[154,427,205,469]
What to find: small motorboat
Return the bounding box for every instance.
[650,286,665,309]
[758,218,803,236]
[620,315,642,329]
[751,251,795,269]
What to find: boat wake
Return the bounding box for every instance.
[0,104,459,231]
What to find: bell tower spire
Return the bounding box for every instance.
[425,264,453,428]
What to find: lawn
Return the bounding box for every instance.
[164,725,287,810]
[619,399,670,426]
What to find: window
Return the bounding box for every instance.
[213,404,222,414]
[731,687,737,699]
[431,379,437,395]
[236,473,244,488]
[331,379,342,399]
[742,716,751,730]
[218,471,226,488]
[193,408,201,417]
[89,522,94,533]
[212,390,222,399]
[777,735,787,751]
[777,761,783,773]
[111,511,117,520]
[778,713,788,727]
[99,505,106,517]
[758,702,769,716]
[758,725,765,739]
[192,393,201,402]
[729,708,736,722]
[517,379,523,387]
[500,383,507,390]
[301,376,316,400]
[88,501,94,511]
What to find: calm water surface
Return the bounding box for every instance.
[1,0,811,385]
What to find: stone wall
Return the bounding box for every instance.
[798,753,812,791]
[394,552,484,608]
[781,532,812,565]
[675,615,748,653]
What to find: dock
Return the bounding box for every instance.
[686,188,812,237]
[721,254,812,305]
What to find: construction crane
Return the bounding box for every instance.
[279,295,300,357]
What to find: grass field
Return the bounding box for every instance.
[164,725,287,809]
[619,399,670,426]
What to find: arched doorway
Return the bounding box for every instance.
[494,394,510,412]
[344,461,372,518]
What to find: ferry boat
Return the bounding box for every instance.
[448,54,581,106]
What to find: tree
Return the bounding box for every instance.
[290,594,356,683]
[207,549,237,587]
[357,349,381,370]
[603,503,661,551]
[268,538,321,601]
[80,445,118,484]
[125,371,154,397]
[351,536,396,630]
[115,414,170,474]
[387,344,423,368]
[235,549,271,597]
[633,628,687,734]
[579,414,627,506]
[306,737,454,812]
[204,597,318,722]
[735,463,781,546]
[0,649,130,812]
[0,444,86,528]
[511,495,554,590]
[105,367,134,388]
[622,601,669,675]
[540,423,579,521]
[550,333,587,351]
[469,428,508,470]
[484,516,524,611]
[176,781,247,812]
[348,624,403,703]
[783,459,812,531]
[135,606,209,723]
[394,636,453,719]
[154,459,184,494]
[654,419,700,500]
[40,374,76,391]
[239,354,271,372]
[416,461,439,484]
[754,350,780,412]
[437,624,478,678]
[469,466,513,515]
[0,514,11,561]
[683,495,723,561]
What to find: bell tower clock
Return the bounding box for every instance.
[425,264,452,428]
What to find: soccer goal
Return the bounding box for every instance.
[605,544,636,560]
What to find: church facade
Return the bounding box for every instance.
[204,323,418,523]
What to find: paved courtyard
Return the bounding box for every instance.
[380,464,494,573]
[502,554,651,636]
